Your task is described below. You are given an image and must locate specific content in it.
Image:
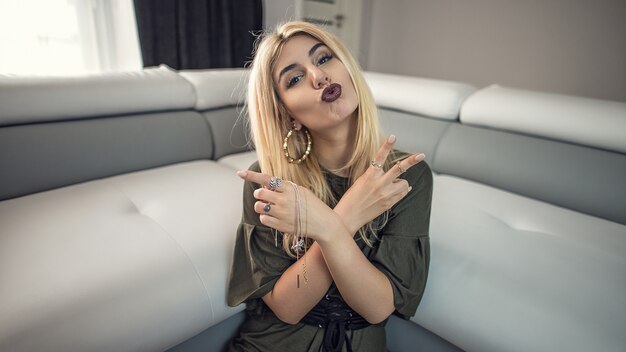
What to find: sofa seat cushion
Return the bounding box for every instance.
[419,174,626,352]
[0,159,246,352]
[218,151,258,171]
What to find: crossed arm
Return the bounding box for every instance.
[237,138,425,325]
[262,214,395,325]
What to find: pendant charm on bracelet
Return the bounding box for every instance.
[292,238,305,252]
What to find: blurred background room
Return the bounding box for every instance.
[1,0,625,101]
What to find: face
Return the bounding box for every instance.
[273,34,358,133]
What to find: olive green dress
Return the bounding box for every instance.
[226,151,433,352]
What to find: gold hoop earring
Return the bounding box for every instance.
[283,128,312,164]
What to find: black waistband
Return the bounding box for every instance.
[300,294,388,352]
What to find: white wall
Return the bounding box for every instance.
[264,0,296,30]
[365,0,626,102]
[263,0,369,65]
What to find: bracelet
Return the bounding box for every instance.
[287,181,308,287]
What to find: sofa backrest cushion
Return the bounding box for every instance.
[179,69,252,160]
[377,108,451,166]
[200,108,251,160]
[460,84,626,154]
[0,111,213,201]
[179,69,248,110]
[0,65,195,126]
[364,72,476,120]
[0,67,256,201]
[434,123,626,225]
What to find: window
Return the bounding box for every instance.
[0,0,142,76]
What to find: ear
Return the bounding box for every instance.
[291,118,303,131]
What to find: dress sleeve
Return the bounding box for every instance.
[226,162,295,307]
[370,160,433,320]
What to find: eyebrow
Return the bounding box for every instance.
[277,42,327,82]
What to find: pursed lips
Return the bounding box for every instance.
[321,83,342,103]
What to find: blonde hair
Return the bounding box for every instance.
[245,21,401,258]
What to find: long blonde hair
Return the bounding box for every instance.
[245,21,400,258]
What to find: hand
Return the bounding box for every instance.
[236,170,349,243]
[334,135,425,234]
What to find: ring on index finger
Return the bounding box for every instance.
[268,177,283,191]
[370,160,384,169]
[263,203,272,213]
[395,161,406,174]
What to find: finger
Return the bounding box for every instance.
[392,178,413,192]
[253,187,281,204]
[383,153,425,182]
[254,201,278,216]
[236,170,286,192]
[390,179,411,196]
[259,214,289,233]
[371,135,397,171]
[259,213,278,229]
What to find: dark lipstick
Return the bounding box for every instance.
[321,83,342,103]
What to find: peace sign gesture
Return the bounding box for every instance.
[334,135,425,235]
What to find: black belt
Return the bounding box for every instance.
[301,294,387,352]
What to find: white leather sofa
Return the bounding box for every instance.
[1,66,625,352]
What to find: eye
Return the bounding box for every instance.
[317,53,333,66]
[287,74,303,89]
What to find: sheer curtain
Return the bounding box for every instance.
[0,0,142,76]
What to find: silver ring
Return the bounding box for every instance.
[263,203,271,213]
[370,160,383,169]
[268,177,283,191]
[395,161,406,174]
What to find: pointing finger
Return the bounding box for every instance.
[371,135,396,171]
[236,170,286,192]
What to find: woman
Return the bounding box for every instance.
[226,21,432,352]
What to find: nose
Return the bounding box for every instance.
[309,66,330,89]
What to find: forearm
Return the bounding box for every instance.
[317,229,395,324]
[262,241,333,324]
[334,202,362,235]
